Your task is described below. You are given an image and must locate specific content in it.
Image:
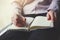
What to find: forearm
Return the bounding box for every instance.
[47,0,59,12]
[11,0,26,27]
[11,1,22,15]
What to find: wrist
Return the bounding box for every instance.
[47,9,55,13]
[48,9,54,12]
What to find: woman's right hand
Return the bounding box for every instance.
[11,14,26,27]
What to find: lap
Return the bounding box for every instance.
[0,30,30,40]
[0,28,60,40]
[29,28,58,40]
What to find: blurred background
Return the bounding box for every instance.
[0,0,14,30]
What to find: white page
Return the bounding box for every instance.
[30,16,54,30]
[25,17,34,26]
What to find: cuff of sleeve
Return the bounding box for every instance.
[47,9,58,13]
[47,9,55,12]
[47,6,59,12]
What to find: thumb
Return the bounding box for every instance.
[47,13,51,20]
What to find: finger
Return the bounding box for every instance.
[53,12,56,21]
[12,14,23,24]
[16,14,26,22]
[48,11,54,21]
[15,23,23,27]
[50,13,54,21]
[14,19,26,27]
[11,14,26,27]
[12,19,22,27]
[47,13,51,20]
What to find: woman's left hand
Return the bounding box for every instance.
[46,10,56,21]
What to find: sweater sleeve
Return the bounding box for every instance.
[47,0,59,12]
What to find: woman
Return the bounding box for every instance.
[12,0,58,27]
[0,0,59,40]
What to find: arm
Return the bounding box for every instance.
[47,0,59,21]
[11,0,35,27]
[47,0,59,11]
[11,0,26,27]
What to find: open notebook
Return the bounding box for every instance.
[28,16,53,30]
[10,16,54,31]
[0,16,54,36]
[8,16,54,30]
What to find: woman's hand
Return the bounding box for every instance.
[11,14,26,27]
[47,10,56,21]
